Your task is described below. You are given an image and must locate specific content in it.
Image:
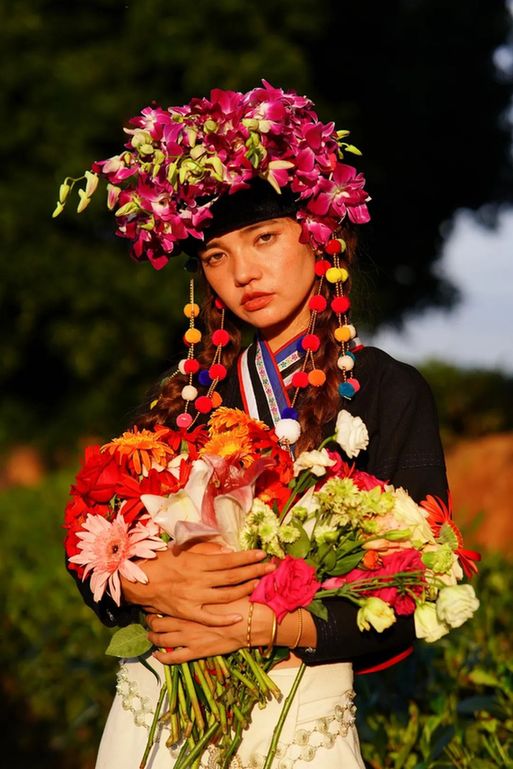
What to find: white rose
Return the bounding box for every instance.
[293,448,336,477]
[357,597,396,633]
[391,488,436,545]
[335,410,369,458]
[414,602,450,643]
[436,584,480,629]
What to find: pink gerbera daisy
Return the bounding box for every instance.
[69,512,166,605]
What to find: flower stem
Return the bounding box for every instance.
[181,662,205,732]
[262,663,306,769]
[139,682,166,769]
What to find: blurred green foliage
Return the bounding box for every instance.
[420,360,513,445]
[1,471,512,768]
[1,0,512,458]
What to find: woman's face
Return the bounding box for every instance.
[199,218,316,351]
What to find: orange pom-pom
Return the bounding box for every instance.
[184,328,202,344]
[308,369,326,387]
[183,303,200,318]
[334,325,352,342]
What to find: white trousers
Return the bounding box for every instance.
[95,658,366,769]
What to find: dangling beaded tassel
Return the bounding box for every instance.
[274,237,360,449]
[176,276,202,428]
[325,237,360,399]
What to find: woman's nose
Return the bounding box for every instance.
[232,249,263,286]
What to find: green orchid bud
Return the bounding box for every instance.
[190,145,205,160]
[52,201,64,218]
[167,161,178,186]
[344,144,362,156]
[59,182,71,203]
[242,118,259,130]
[76,189,91,213]
[186,127,197,147]
[138,143,154,156]
[203,119,218,132]
[140,216,155,231]
[84,171,99,197]
[336,130,351,139]
[115,200,139,217]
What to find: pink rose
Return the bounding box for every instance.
[250,555,321,623]
[351,469,387,491]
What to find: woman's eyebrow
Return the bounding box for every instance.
[203,220,283,251]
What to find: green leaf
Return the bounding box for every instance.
[105,624,152,658]
[467,669,501,687]
[330,551,364,575]
[306,599,328,621]
[285,521,311,559]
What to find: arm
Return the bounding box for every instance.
[67,543,276,628]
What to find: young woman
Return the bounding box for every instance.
[65,83,448,769]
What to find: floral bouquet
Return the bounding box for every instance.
[64,407,480,769]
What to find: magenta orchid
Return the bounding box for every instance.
[55,80,370,269]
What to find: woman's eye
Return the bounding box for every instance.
[257,231,276,244]
[203,252,224,266]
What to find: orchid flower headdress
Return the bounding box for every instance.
[54,80,371,270]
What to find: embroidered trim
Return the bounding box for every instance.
[116,663,357,768]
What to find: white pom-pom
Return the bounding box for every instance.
[178,359,188,375]
[275,418,301,445]
[337,354,355,372]
[346,324,356,339]
[181,385,198,401]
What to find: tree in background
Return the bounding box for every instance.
[1,0,512,455]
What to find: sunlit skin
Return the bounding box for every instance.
[199,218,316,351]
[122,218,318,663]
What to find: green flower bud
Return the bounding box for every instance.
[76,189,91,213]
[59,182,71,203]
[52,201,64,218]
[84,171,99,197]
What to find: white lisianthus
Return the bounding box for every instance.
[436,584,480,628]
[335,410,369,458]
[357,597,396,632]
[389,488,435,545]
[414,602,450,642]
[293,448,336,477]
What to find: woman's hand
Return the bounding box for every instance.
[147,600,252,663]
[120,542,275,626]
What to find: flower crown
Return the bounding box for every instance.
[54,80,371,270]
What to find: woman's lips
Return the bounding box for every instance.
[241,293,274,311]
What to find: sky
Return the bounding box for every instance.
[369,15,513,376]
[369,207,513,373]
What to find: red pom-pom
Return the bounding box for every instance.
[212,329,230,346]
[314,259,331,277]
[195,395,213,413]
[291,371,309,388]
[326,239,342,255]
[184,358,200,374]
[346,377,361,393]
[209,363,227,380]
[301,333,321,352]
[214,297,225,310]
[309,295,327,312]
[331,296,351,314]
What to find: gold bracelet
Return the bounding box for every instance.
[264,611,278,656]
[292,608,304,649]
[246,602,255,648]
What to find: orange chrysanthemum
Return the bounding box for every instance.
[102,426,174,475]
[201,427,256,468]
[208,407,268,436]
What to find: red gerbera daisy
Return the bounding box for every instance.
[421,493,481,579]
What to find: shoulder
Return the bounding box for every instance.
[354,346,435,404]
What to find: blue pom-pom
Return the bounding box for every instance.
[346,350,356,361]
[281,407,298,420]
[338,381,356,399]
[198,370,212,386]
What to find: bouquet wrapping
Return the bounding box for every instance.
[64,408,480,769]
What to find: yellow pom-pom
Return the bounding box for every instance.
[184,328,202,344]
[334,325,352,342]
[308,369,326,387]
[183,303,200,318]
[339,267,349,283]
[325,267,343,283]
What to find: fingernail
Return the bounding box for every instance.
[231,614,243,622]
